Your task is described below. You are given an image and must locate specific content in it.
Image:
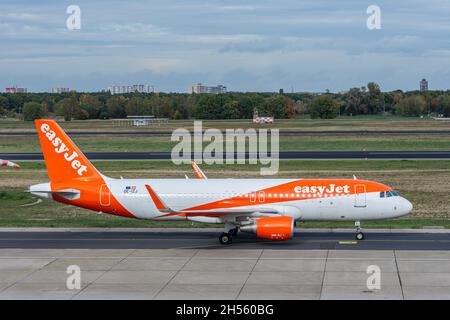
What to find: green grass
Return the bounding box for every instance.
[0,190,447,228]
[279,138,450,152]
[1,134,449,153]
[1,116,448,133]
[0,189,447,228]
[10,159,450,173]
[1,116,449,229]
[0,190,222,228]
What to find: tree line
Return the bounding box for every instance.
[1,83,450,121]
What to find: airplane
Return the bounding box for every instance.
[29,119,413,245]
[1,159,20,169]
[191,160,207,179]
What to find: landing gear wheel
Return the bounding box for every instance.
[354,221,364,241]
[228,227,238,237]
[356,232,364,240]
[219,233,232,245]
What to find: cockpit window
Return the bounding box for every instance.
[386,191,398,197]
[381,191,399,198]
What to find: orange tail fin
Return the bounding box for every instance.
[35,119,102,183]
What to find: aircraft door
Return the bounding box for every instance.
[258,191,265,202]
[354,184,366,207]
[100,184,111,207]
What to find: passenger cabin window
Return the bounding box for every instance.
[380,192,385,198]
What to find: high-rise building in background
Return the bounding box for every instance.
[190,83,227,94]
[420,78,428,92]
[5,86,27,93]
[50,87,71,94]
[107,84,154,95]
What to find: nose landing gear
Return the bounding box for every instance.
[355,221,364,240]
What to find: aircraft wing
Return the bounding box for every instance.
[29,183,80,200]
[178,207,280,215]
[145,184,281,217]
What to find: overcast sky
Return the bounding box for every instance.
[1,0,450,92]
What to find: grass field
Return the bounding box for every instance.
[0,117,448,228]
[1,116,450,133]
[1,116,449,153]
[1,134,449,153]
[0,160,448,228]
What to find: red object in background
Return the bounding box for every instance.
[0,159,20,169]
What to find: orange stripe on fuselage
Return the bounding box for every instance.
[51,180,136,219]
[182,179,391,212]
[155,212,230,219]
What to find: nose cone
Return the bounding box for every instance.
[399,197,413,216]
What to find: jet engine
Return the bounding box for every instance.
[240,216,294,240]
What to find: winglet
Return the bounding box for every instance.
[145,184,172,212]
[191,160,207,179]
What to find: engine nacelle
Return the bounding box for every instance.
[240,216,294,240]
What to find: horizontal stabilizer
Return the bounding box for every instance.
[29,183,80,200]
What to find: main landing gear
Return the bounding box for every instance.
[219,226,239,245]
[355,221,365,240]
[228,227,238,237]
[219,233,232,245]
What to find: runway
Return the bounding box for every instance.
[0,229,448,299]
[3,130,450,136]
[0,228,448,250]
[3,150,450,161]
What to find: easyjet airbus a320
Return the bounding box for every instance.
[30,120,413,244]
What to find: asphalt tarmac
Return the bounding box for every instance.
[3,150,450,161]
[0,229,448,299]
[0,228,448,250]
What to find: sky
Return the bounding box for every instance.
[1,0,450,92]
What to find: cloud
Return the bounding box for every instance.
[1,0,450,92]
[5,12,41,21]
[99,23,169,36]
[218,5,258,11]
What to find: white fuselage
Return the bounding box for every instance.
[102,178,413,222]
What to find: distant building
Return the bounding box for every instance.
[128,115,155,126]
[420,78,428,92]
[190,83,227,94]
[114,116,169,127]
[5,86,27,93]
[108,84,154,95]
[253,108,274,124]
[50,87,71,94]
